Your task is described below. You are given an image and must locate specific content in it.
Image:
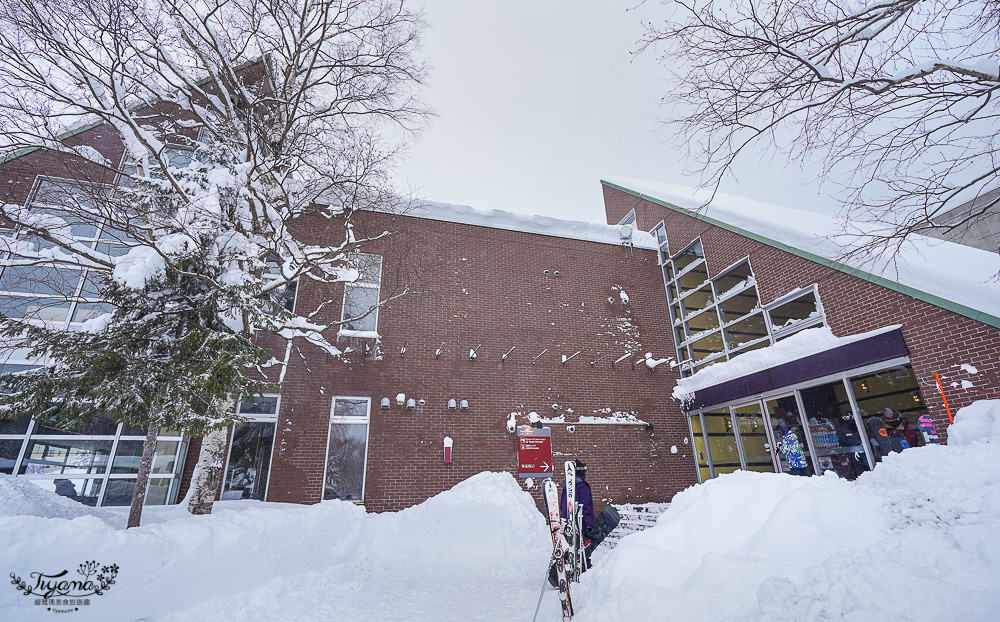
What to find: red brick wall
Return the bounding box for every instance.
[267,210,696,512]
[603,184,1000,441]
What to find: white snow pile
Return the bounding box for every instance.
[0,471,550,622]
[0,475,123,527]
[673,325,901,402]
[574,400,1000,622]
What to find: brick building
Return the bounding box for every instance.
[3,126,1000,512]
[602,177,1000,482]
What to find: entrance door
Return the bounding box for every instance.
[764,394,816,476]
[732,402,778,473]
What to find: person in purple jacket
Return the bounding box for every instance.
[560,459,596,569]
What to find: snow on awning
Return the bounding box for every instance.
[675,326,908,411]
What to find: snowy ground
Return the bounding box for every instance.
[3,401,1000,622]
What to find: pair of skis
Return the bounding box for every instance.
[540,461,582,620]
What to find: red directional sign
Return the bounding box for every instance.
[517,426,553,478]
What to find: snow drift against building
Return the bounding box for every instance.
[0,472,550,621]
[3,404,1000,621]
[573,400,1000,621]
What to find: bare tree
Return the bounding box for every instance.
[0,0,427,526]
[642,0,1000,259]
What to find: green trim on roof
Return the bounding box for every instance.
[0,57,270,167]
[0,121,105,165]
[602,179,1000,330]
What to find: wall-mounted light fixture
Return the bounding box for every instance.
[619,223,633,247]
[406,398,416,410]
[417,399,426,408]
[460,399,469,410]
[380,397,391,409]
[448,399,457,410]
[395,393,406,406]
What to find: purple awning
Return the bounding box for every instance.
[685,328,910,411]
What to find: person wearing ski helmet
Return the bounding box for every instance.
[560,460,596,568]
[774,418,810,476]
[883,408,916,451]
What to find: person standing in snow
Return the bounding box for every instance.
[883,408,916,450]
[560,459,596,569]
[774,419,810,476]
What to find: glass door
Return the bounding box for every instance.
[764,395,815,476]
[798,380,870,480]
[733,402,778,473]
[689,414,711,482]
[702,408,742,476]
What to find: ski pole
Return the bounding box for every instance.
[531,572,549,622]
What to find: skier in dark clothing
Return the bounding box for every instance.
[560,460,596,570]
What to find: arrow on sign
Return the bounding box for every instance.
[541,462,550,471]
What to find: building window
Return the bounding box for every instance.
[262,254,297,314]
[221,395,279,501]
[767,286,824,340]
[651,222,669,266]
[340,253,382,334]
[323,397,371,501]
[0,358,187,506]
[0,177,116,327]
[618,210,636,227]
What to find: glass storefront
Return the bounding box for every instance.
[0,420,187,507]
[689,362,928,483]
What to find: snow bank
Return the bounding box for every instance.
[674,325,900,401]
[0,471,549,622]
[947,399,1000,446]
[0,475,123,527]
[605,177,1000,319]
[575,400,1000,621]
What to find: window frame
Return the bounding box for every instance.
[338,253,383,336]
[220,393,281,502]
[0,356,187,507]
[322,396,372,503]
[765,285,826,341]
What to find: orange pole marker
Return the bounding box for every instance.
[934,372,955,425]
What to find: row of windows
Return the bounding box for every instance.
[220,394,371,502]
[689,363,929,482]
[1,176,384,335]
[0,371,186,507]
[650,223,826,377]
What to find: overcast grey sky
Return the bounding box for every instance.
[401,1,838,225]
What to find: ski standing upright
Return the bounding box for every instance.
[542,478,573,619]
[564,460,583,581]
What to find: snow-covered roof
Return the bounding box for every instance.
[603,177,1000,327]
[405,200,658,249]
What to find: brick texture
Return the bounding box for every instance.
[269,210,693,512]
